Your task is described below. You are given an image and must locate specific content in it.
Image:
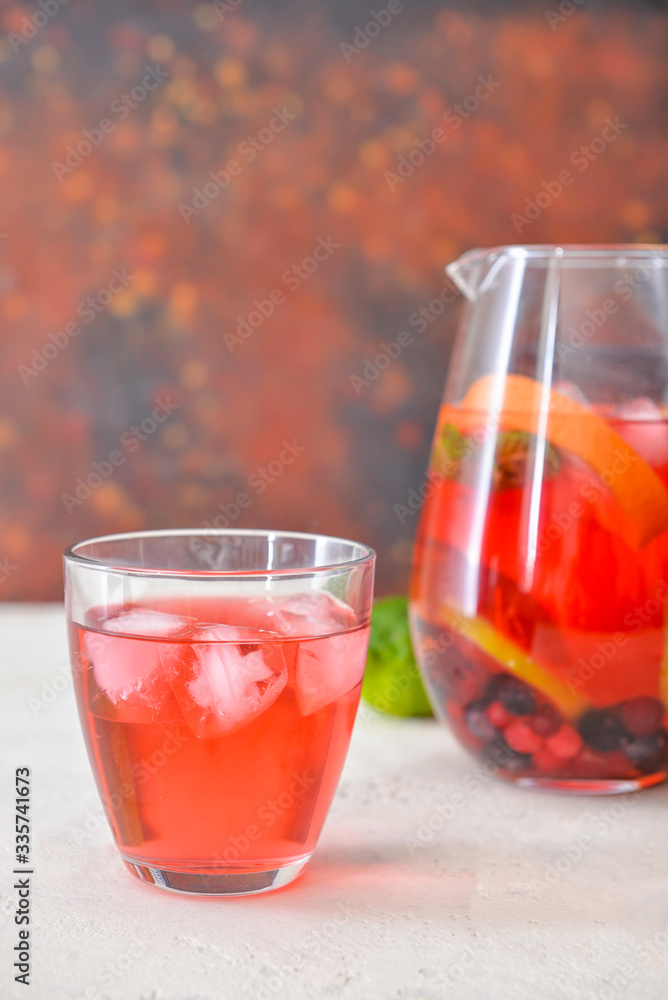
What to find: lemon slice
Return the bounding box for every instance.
[439,603,589,719]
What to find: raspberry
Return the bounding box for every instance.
[504,719,543,754]
[530,704,562,737]
[546,724,583,760]
[445,700,465,727]
[487,701,512,728]
[533,748,561,773]
[620,697,665,738]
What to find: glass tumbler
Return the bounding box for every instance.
[64,529,375,894]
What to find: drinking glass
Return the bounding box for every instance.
[410,245,668,793]
[64,529,375,894]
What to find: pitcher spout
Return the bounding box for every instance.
[446,246,531,302]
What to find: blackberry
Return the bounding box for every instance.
[578,709,627,753]
[483,734,532,772]
[623,729,668,774]
[465,699,498,742]
[485,674,536,716]
[431,645,488,705]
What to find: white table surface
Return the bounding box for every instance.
[1,604,668,1000]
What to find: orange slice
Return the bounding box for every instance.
[449,373,668,549]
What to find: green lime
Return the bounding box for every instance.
[362,595,433,717]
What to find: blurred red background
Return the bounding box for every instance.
[1,0,667,599]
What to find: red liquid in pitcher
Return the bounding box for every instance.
[411,400,668,788]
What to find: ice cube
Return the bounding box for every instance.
[552,380,590,408]
[614,397,663,420]
[102,608,193,637]
[613,397,668,467]
[164,624,288,739]
[295,627,369,716]
[83,609,192,720]
[264,591,357,638]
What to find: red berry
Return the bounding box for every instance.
[446,700,465,727]
[530,704,562,737]
[505,719,543,754]
[620,697,665,737]
[546,724,583,760]
[533,748,561,774]
[487,701,512,728]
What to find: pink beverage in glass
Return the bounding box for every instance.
[70,594,367,879]
[64,531,375,895]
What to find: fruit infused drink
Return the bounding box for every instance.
[69,591,369,888]
[411,374,668,792]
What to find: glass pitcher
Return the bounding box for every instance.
[410,245,668,793]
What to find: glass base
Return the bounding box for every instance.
[511,770,667,795]
[121,854,311,895]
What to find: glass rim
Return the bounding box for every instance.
[450,243,668,268]
[63,528,376,580]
